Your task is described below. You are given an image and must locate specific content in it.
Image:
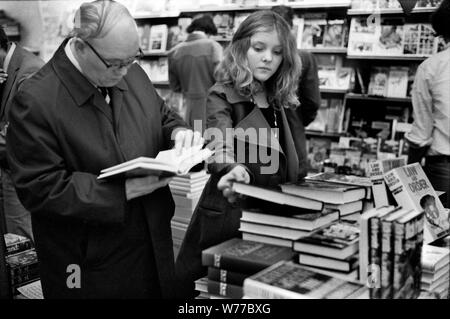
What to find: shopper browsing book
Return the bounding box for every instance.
[6,0,202,299]
[176,10,307,298]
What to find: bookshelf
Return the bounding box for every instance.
[133,0,442,177]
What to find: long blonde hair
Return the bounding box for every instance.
[215,10,302,108]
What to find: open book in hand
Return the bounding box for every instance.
[98,145,213,179]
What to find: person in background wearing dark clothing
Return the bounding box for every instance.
[0,26,44,242]
[168,14,223,132]
[6,0,201,298]
[271,5,321,127]
[406,0,450,208]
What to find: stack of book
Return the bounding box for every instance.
[360,205,424,299]
[4,233,33,256]
[170,170,210,258]
[293,220,361,281]
[199,238,294,299]
[243,260,369,299]
[231,177,367,246]
[421,238,450,299]
[5,247,40,297]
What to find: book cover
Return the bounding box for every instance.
[323,19,347,48]
[367,157,407,208]
[293,221,360,260]
[347,17,377,56]
[384,163,450,243]
[149,24,168,53]
[376,22,404,56]
[305,172,372,188]
[368,67,390,97]
[280,180,366,205]
[231,182,324,211]
[201,238,294,274]
[243,260,367,299]
[98,145,213,179]
[387,66,409,98]
[4,233,32,256]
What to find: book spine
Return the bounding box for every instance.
[380,218,394,299]
[369,217,382,299]
[392,221,407,299]
[207,280,243,299]
[207,267,248,286]
[6,241,33,256]
[412,213,424,298]
[202,252,270,274]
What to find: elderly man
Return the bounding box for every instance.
[6,0,201,298]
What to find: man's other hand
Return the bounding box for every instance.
[125,175,172,200]
[217,165,250,204]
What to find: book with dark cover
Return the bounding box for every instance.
[293,221,360,260]
[280,180,366,205]
[384,163,450,243]
[201,238,294,274]
[6,249,39,279]
[207,267,249,286]
[243,260,368,299]
[207,280,243,299]
[4,233,33,256]
[298,253,359,273]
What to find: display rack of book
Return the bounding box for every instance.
[169,170,210,258]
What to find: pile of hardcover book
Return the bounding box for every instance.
[197,238,294,299]
[169,170,210,257]
[4,233,40,298]
[232,172,371,250]
[420,237,450,299]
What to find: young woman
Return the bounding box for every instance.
[175,10,306,298]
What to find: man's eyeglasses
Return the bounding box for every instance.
[84,40,144,69]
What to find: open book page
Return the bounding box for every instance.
[16,280,43,299]
[98,145,213,179]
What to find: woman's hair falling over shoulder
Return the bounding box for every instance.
[214,10,302,109]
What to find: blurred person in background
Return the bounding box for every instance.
[168,14,223,132]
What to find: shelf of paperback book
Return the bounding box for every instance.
[347,7,438,16]
[347,55,428,61]
[345,93,412,104]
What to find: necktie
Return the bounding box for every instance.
[99,87,110,104]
